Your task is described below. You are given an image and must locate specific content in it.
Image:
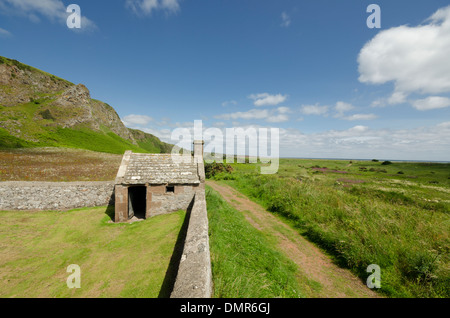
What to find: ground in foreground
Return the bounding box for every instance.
[0,207,185,297]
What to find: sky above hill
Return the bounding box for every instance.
[1,0,449,160]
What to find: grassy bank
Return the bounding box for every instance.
[0,207,186,297]
[206,185,303,298]
[209,159,449,298]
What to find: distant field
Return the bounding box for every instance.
[0,147,122,181]
[0,207,186,297]
[209,158,450,298]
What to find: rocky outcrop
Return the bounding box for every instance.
[48,84,136,142]
[0,56,138,145]
[0,61,72,107]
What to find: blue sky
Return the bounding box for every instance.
[1,0,449,160]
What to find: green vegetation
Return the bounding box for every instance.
[206,185,303,298]
[205,162,234,179]
[129,128,173,154]
[0,128,36,149]
[51,127,146,154]
[0,207,186,297]
[0,98,171,154]
[0,125,146,154]
[0,56,72,86]
[208,158,450,298]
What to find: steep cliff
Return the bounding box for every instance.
[0,56,171,154]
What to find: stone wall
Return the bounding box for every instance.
[148,184,198,217]
[0,181,114,211]
[171,189,213,298]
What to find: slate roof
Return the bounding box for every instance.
[115,152,200,185]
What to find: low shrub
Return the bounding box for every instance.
[205,162,233,179]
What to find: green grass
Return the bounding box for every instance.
[206,185,303,298]
[209,158,450,298]
[50,127,147,154]
[0,125,147,154]
[129,128,173,154]
[0,128,36,148]
[0,99,148,153]
[0,207,186,298]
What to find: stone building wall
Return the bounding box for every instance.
[114,183,198,222]
[148,184,198,217]
[0,181,114,211]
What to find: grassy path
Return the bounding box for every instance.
[207,180,380,298]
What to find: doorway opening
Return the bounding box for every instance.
[128,186,147,220]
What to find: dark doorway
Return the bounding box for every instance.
[128,186,147,219]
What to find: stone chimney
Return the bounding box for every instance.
[193,140,204,163]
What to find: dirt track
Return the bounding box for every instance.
[207,180,381,298]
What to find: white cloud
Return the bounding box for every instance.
[0,0,97,30]
[215,106,291,123]
[341,113,378,121]
[335,101,355,114]
[267,114,289,123]
[216,109,269,121]
[281,12,291,27]
[278,122,450,161]
[333,102,377,121]
[130,119,450,160]
[221,100,237,107]
[358,5,450,99]
[0,27,11,37]
[300,104,328,116]
[437,121,450,128]
[122,114,154,126]
[412,96,450,111]
[126,0,181,15]
[249,93,288,107]
[387,91,407,105]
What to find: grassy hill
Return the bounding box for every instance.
[0,56,172,154]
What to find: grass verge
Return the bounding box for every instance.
[0,207,186,297]
[206,185,303,298]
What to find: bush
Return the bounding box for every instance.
[398,250,441,284]
[39,109,55,120]
[381,161,392,165]
[205,162,233,179]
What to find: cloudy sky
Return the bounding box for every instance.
[1,0,449,160]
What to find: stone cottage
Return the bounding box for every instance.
[114,140,205,222]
